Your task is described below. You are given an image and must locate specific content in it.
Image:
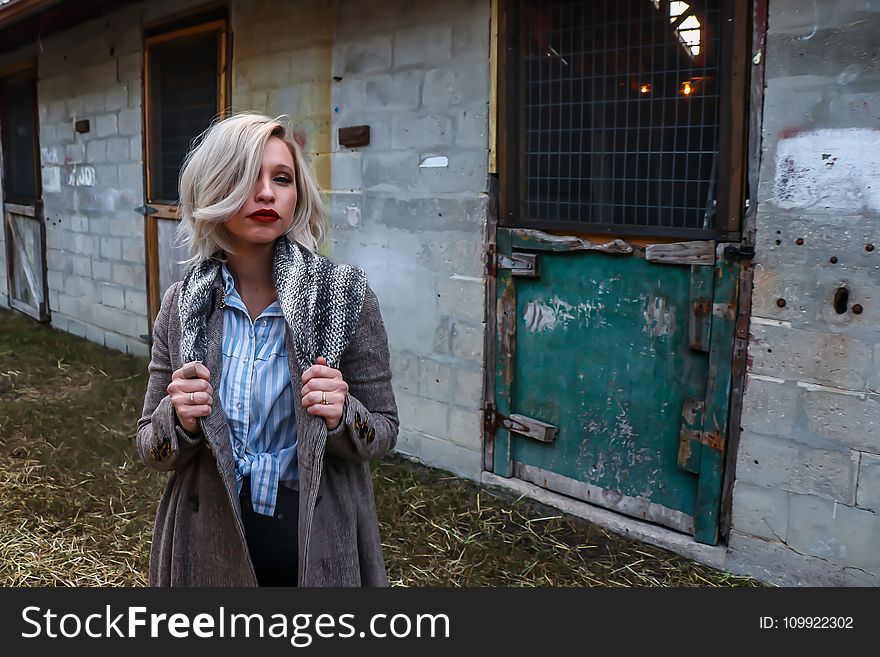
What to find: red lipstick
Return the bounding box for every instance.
[247,208,280,222]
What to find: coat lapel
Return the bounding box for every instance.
[285,327,328,584]
[197,276,238,505]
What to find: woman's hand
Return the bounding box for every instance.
[167,361,213,434]
[301,356,348,430]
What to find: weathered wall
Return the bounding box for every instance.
[8,0,213,356]
[35,6,147,355]
[0,0,489,481]
[228,0,486,480]
[730,0,880,586]
[326,0,489,479]
[230,0,334,188]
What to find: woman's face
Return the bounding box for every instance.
[223,136,298,249]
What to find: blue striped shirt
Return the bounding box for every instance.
[220,262,298,517]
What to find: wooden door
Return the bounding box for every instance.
[1,68,48,321]
[489,0,749,544]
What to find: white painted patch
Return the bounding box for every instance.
[795,380,868,398]
[642,295,675,337]
[523,300,557,332]
[774,129,880,211]
[419,155,448,168]
[523,296,608,332]
[748,373,787,385]
[41,145,64,165]
[42,167,61,193]
[66,165,95,187]
[449,274,482,282]
[523,296,574,333]
[576,300,607,328]
[750,316,792,328]
[345,204,360,226]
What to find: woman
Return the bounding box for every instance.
[136,111,398,587]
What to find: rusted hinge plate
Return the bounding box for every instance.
[699,432,725,452]
[678,397,705,474]
[488,247,539,278]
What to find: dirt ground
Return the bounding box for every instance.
[0,308,761,587]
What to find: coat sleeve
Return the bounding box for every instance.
[136,282,203,472]
[325,284,399,462]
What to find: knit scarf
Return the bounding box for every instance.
[178,236,368,374]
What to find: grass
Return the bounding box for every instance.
[0,308,761,587]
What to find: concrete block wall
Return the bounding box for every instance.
[34,6,149,356]
[230,0,334,186]
[730,0,880,586]
[1,0,489,484]
[0,0,223,354]
[326,0,490,480]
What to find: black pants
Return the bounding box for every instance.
[239,480,299,587]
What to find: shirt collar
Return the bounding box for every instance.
[220,261,237,296]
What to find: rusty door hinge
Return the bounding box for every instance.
[487,244,539,278]
[484,403,557,443]
[678,398,726,473]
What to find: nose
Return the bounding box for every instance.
[254,176,275,203]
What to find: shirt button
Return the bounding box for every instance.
[243,356,249,362]
[236,402,243,409]
[261,319,268,326]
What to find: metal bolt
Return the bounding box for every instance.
[867,244,875,252]
[830,256,838,264]
[852,304,863,314]
[795,238,804,246]
[776,298,786,308]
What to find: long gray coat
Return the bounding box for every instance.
[136,270,398,586]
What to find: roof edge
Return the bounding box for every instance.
[0,0,65,30]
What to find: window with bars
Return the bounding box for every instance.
[499,0,746,238]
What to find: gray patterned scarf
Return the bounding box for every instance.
[177,236,367,374]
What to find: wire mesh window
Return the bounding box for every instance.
[503,0,738,237]
[146,30,221,203]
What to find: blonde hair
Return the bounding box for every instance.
[176,111,326,266]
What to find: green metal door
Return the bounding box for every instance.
[491,0,749,544]
[490,230,739,544]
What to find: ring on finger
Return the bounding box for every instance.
[189,391,195,403]
[321,390,330,405]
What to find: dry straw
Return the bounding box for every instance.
[0,309,761,587]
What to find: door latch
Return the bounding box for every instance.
[722,244,755,261]
[484,403,557,443]
[487,245,539,278]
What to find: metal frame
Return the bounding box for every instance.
[719,0,765,542]
[498,0,749,241]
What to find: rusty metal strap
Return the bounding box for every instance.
[699,432,725,452]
